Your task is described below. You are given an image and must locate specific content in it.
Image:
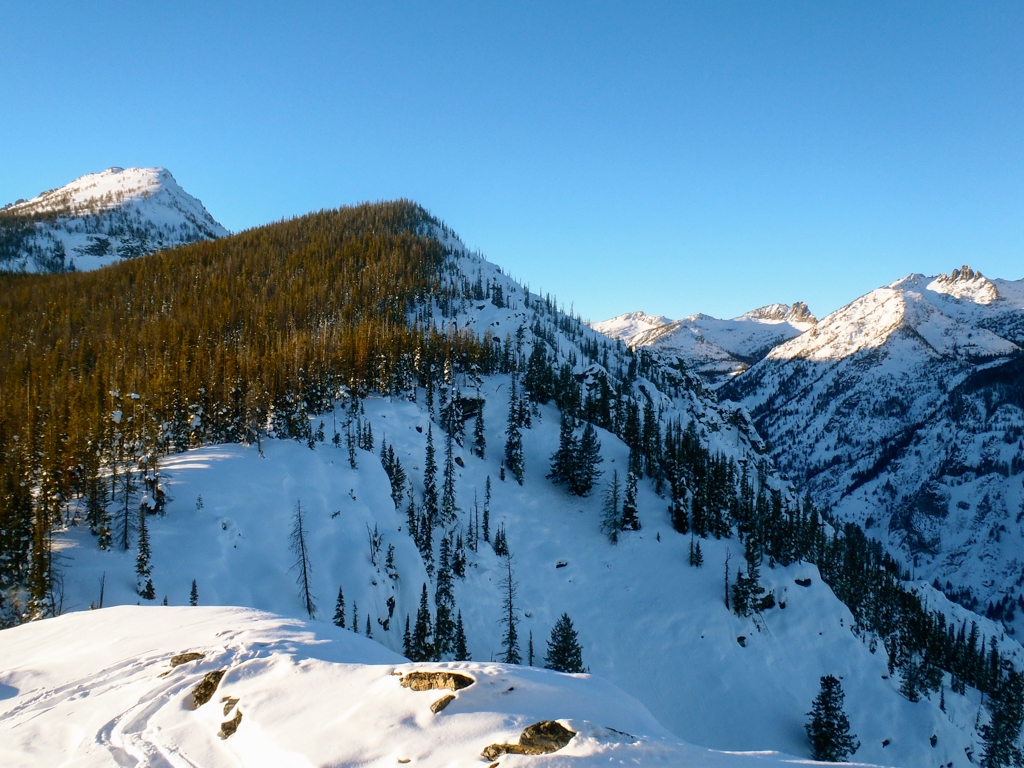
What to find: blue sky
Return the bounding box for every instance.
[2,2,1022,321]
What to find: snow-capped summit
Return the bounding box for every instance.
[0,167,227,272]
[723,267,1024,612]
[592,303,816,388]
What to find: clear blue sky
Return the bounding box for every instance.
[2,2,1022,322]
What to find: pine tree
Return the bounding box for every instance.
[806,675,859,762]
[601,470,622,543]
[411,583,434,662]
[483,476,491,542]
[528,630,535,666]
[435,537,456,657]
[423,425,438,530]
[289,500,316,619]
[136,505,154,600]
[620,471,640,531]
[441,431,457,526]
[365,614,373,638]
[573,421,603,496]
[351,600,359,632]
[189,579,198,606]
[544,613,586,673]
[471,397,486,458]
[504,378,524,485]
[688,535,704,567]
[333,585,346,628]
[499,554,521,664]
[403,615,412,657]
[548,412,579,490]
[981,660,1024,768]
[454,611,470,660]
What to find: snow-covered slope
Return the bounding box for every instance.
[723,266,1024,615]
[18,238,998,768]
[593,303,816,388]
[0,606,885,768]
[0,167,227,272]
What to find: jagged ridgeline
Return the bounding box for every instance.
[0,201,495,586]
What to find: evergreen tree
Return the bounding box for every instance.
[471,397,486,458]
[333,585,346,628]
[688,535,704,567]
[547,411,578,490]
[600,470,622,543]
[411,582,434,662]
[352,600,359,632]
[189,579,198,606]
[422,425,438,530]
[544,613,586,673]
[136,505,154,600]
[528,630,535,666]
[499,554,521,664]
[981,660,1024,768]
[573,421,603,496]
[289,500,316,619]
[365,613,373,638]
[435,537,456,657]
[483,476,491,542]
[403,615,412,657]
[806,675,859,762]
[620,471,640,531]
[504,377,525,485]
[454,610,470,660]
[441,431,457,526]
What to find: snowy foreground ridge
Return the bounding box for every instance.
[0,606,876,768]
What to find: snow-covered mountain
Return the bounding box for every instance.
[13,229,1008,767]
[0,167,227,272]
[722,266,1024,616]
[593,303,816,389]
[1,606,885,768]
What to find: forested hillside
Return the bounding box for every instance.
[3,202,1024,765]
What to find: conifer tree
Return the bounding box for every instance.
[454,611,470,660]
[499,554,522,664]
[423,425,438,530]
[333,585,346,628]
[528,630,535,666]
[351,600,359,632]
[190,579,198,606]
[365,614,372,638]
[471,397,486,458]
[289,500,316,619]
[411,582,434,662]
[504,377,525,485]
[620,471,640,531]
[548,412,578,490]
[544,613,586,673]
[435,537,456,657]
[806,675,859,762]
[981,660,1024,768]
[688,535,704,567]
[601,470,622,543]
[483,476,491,542]
[403,615,412,657]
[441,431,458,526]
[573,421,603,496]
[136,506,154,600]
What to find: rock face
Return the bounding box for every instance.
[399,671,475,692]
[481,720,577,760]
[191,670,226,708]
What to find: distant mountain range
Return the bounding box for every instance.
[592,302,816,389]
[0,167,227,272]
[599,266,1024,621]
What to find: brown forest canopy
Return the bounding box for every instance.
[0,200,495,588]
